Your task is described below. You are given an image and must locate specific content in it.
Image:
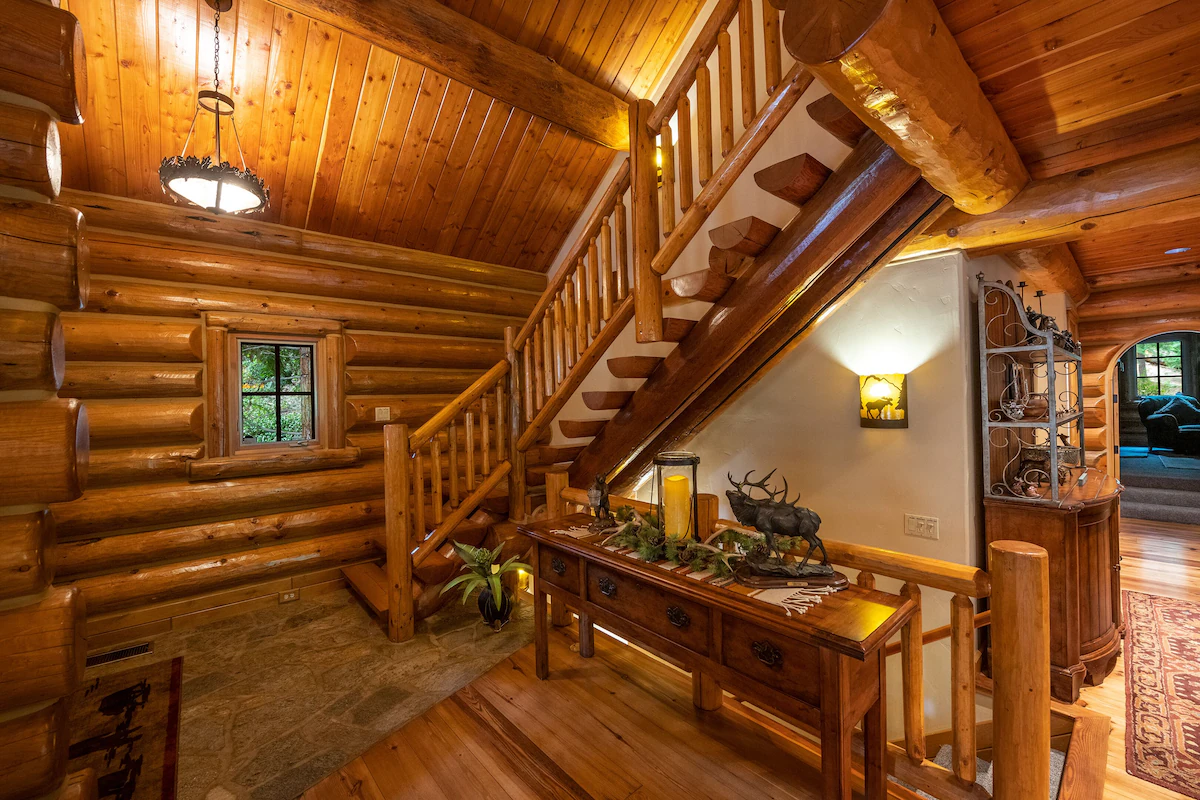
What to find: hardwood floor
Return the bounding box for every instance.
[1087,516,1200,800]
[303,516,1200,800]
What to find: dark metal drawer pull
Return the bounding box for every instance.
[666,605,690,629]
[551,556,566,576]
[598,577,617,598]
[752,640,782,668]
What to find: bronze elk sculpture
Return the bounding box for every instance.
[726,470,834,579]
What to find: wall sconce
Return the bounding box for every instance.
[653,451,700,541]
[859,374,908,428]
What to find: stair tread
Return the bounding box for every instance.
[607,355,663,379]
[342,563,388,616]
[528,444,585,464]
[753,153,832,207]
[708,215,780,256]
[560,419,607,439]
[583,390,634,410]
[661,317,696,342]
[666,269,733,304]
[807,94,869,148]
[414,551,459,586]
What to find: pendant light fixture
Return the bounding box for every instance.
[159,0,268,215]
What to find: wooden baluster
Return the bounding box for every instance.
[430,436,443,524]
[563,278,579,367]
[677,94,693,212]
[553,295,565,386]
[532,324,545,411]
[630,98,663,343]
[717,29,735,156]
[413,448,426,538]
[762,0,781,95]
[522,344,534,422]
[505,326,525,521]
[587,238,601,340]
[448,420,460,507]
[899,582,926,763]
[481,396,491,474]
[465,410,477,491]
[738,0,756,126]
[384,424,413,642]
[542,316,554,398]
[660,123,676,234]
[494,383,505,458]
[696,65,713,185]
[600,217,614,321]
[856,571,875,589]
[950,593,977,784]
[614,197,629,299]
[575,260,588,350]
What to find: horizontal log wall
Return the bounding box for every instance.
[49,192,546,634]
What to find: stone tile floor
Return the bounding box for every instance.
[87,589,534,800]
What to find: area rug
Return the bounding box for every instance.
[69,657,182,800]
[1124,591,1200,798]
[1160,455,1200,470]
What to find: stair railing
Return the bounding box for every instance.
[631,0,815,342]
[383,354,513,642]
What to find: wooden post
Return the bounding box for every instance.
[990,541,1051,800]
[545,466,569,519]
[385,423,414,642]
[949,593,977,784]
[505,327,526,522]
[630,98,663,343]
[899,582,925,763]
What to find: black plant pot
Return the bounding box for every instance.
[478,587,513,631]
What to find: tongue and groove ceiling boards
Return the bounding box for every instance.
[56,0,704,271]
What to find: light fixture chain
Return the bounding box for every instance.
[213,8,221,90]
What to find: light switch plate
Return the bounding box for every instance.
[374,407,391,422]
[280,590,300,603]
[904,513,940,540]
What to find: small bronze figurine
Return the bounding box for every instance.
[586,475,614,533]
[726,470,847,589]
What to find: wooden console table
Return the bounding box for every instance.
[520,515,917,800]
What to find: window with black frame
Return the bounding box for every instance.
[239,341,317,444]
[1135,339,1184,397]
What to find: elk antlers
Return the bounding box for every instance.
[727,469,802,506]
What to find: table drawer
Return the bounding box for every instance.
[587,565,709,656]
[539,545,580,595]
[722,616,820,707]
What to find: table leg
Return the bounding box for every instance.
[820,650,852,800]
[863,651,887,800]
[534,586,548,679]
[579,611,595,657]
[551,598,572,627]
[692,670,722,711]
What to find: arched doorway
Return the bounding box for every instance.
[1106,330,1200,524]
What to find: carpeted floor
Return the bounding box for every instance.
[84,589,534,800]
[1124,590,1200,799]
[1120,448,1200,525]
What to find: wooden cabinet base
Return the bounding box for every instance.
[984,485,1123,703]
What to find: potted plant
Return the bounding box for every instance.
[440,541,530,631]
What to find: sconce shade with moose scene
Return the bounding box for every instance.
[859,374,908,428]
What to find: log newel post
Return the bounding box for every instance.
[384,423,414,642]
[505,327,527,521]
[630,98,663,343]
[545,466,569,519]
[990,540,1051,800]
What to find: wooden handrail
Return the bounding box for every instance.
[512,160,630,351]
[717,519,991,598]
[413,460,511,564]
[647,0,740,131]
[885,610,991,657]
[516,295,635,451]
[409,359,508,450]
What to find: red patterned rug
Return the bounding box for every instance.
[1125,591,1200,798]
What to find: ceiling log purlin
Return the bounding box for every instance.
[56,0,704,271]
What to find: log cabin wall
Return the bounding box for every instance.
[41,189,544,647]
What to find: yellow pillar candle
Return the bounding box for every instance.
[663,474,691,538]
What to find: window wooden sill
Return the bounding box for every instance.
[187,447,361,482]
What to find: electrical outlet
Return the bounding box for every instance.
[280,590,299,603]
[374,406,391,422]
[904,513,940,540]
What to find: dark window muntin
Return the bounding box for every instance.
[239,340,317,444]
[1134,339,1183,398]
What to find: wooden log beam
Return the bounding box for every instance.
[51,464,382,539]
[56,500,382,578]
[0,510,54,600]
[86,398,202,447]
[57,190,544,292]
[615,181,950,488]
[344,332,503,369]
[0,310,64,392]
[806,94,867,149]
[61,314,202,362]
[0,103,61,198]
[63,531,381,615]
[0,0,87,124]
[784,0,1028,214]
[1003,245,1090,306]
[0,699,68,799]
[1078,313,1200,347]
[0,587,84,709]
[87,232,539,317]
[346,395,458,431]
[187,448,361,482]
[0,399,87,506]
[87,444,204,487]
[60,363,203,399]
[571,135,922,485]
[0,201,87,310]
[1078,279,1200,323]
[267,0,628,150]
[85,275,519,340]
[907,140,1200,256]
[344,368,481,396]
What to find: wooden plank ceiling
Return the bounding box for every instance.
[57,0,703,272]
[938,0,1200,287]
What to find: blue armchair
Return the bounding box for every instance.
[1139,395,1200,455]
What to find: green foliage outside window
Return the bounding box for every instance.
[240,342,315,443]
[1135,340,1183,397]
